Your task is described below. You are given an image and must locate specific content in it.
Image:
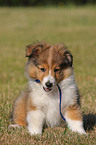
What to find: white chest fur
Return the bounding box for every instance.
[28,81,60,127]
[28,74,77,127]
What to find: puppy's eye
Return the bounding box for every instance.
[54,68,60,72]
[40,68,46,72]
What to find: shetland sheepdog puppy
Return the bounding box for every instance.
[12,42,86,135]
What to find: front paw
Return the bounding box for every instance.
[67,120,86,135]
[68,126,86,135]
[27,125,42,135]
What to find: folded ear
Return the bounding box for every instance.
[54,44,73,68]
[63,50,73,67]
[26,43,44,58]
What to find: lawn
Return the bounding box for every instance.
[0,6,96,144]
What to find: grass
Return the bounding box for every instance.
[0,6,96,144]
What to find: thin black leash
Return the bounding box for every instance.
[56,84,66,121]
[35,79,66,122]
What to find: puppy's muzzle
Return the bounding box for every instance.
[45,82,52,88]
[43,81,53,92]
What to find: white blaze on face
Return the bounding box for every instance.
[42,70,55,88]
[42,46,56,90]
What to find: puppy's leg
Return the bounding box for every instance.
[13,92,27,126]
[27,109,45,135]
[65,104,86,134]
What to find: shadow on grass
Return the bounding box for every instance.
[83,114,96,131]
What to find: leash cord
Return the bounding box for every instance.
[56,84,66,121]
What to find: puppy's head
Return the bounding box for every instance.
[26,42,73,92]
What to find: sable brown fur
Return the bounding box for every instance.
[13,92,27,126]
[66,104,82,121]
[13,89,38,126]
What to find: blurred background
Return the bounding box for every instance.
[0,0,96,6]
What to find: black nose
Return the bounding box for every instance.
[46,82,52,88]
